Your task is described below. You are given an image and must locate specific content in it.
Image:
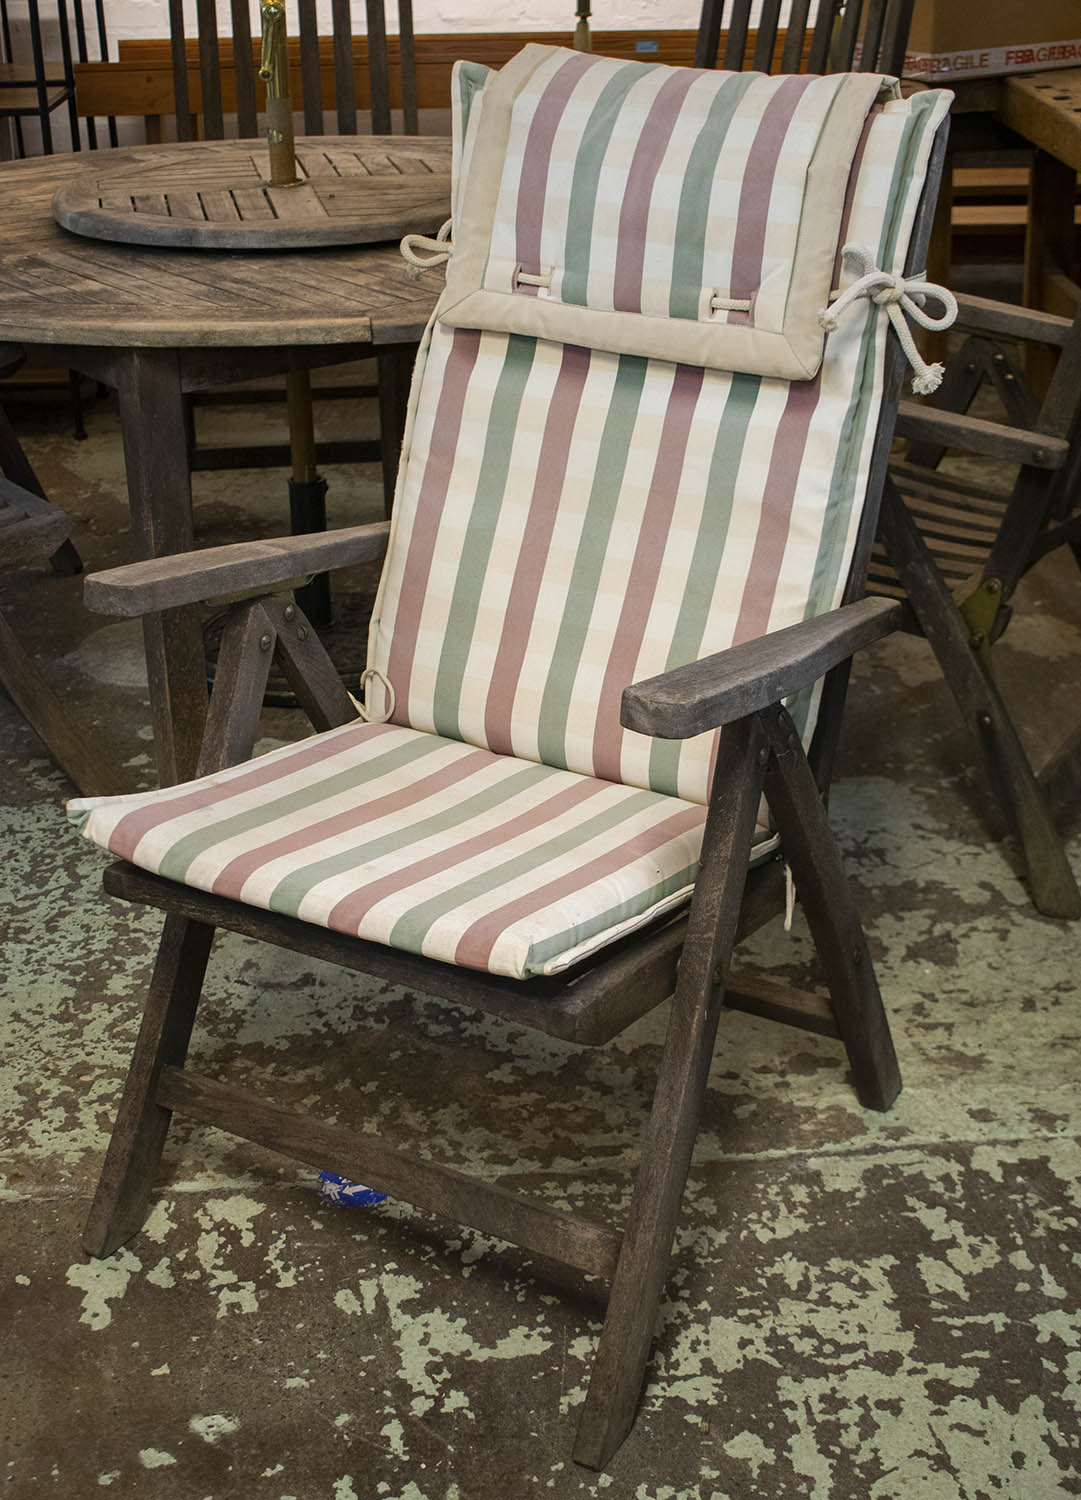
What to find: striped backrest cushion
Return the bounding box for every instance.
[440,47,893,381]
[366,65,950,806]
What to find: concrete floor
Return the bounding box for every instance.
[2,381,1081,1499]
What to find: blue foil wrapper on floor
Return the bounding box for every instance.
[317,1171,387,1207]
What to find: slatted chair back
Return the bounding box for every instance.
[695,0,915,77]
[169,0,418,142]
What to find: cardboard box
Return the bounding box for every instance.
[902,0,1081,82]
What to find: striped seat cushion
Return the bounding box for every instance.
[69,719,774,980]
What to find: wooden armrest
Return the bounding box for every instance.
[84,522,391,616]
[953,292,1075,348]
[621,596,901,740]
[894,403,1068,470]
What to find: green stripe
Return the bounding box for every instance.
[647,371,761,798]
[155,733,443,885]
[388,787,661,956]
[559,62,658,307]
[788,97,940,741]
[669,72,759,320]
[430,334,538,741]
[524,860,699,973]
[456,60,491,135]
[267,757,562,916]
[535,353,649,771]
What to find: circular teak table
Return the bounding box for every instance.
[0,137,449,785]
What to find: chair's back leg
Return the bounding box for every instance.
[83,915,216,1258]
[759,703,901,1110]
[573,715,768,1471]
[880,480,1081,918]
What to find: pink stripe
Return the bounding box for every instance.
[514,52,596,278]
[730,375,821,644]
[327,774,606,935]
[384,329,482,718]
[612,69,700,313]
[453,802,706,972]
[209,747,494,900]
[106,721,398,863]
[590,363,704,784]
[727,75,817,321]
[483,343,592,756]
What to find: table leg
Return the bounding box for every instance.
[115,348,207,785]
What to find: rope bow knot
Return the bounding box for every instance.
[400,218,453,279]
[819,243,958,395]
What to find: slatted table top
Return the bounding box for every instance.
[0,138,450,349]
[52,137,452,251]
[1001,67,1081,173]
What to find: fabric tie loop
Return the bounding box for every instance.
[356,667,396,724]
[819,242,957,395]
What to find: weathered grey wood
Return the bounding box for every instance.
[332,0,357,133]
[84,521,391,616]
[229,0,257,138]
[878,481,1081,919]
[574,715,767,1470]
[752,0,782,72]
[724,970,841,1039]
[894,404,1069,471]
[261,593,360,731]
[0,144,442,350]
[52,138,451,251]
[195,0,223,141]
[621,597,901,741]
[82,915,215,1258]
[113,346,208,785]
[365,0,392,132]
[297,0,322,134]
[195,600,277,775]
[158,1065,622,1280]
[759,703,901,1111]
[168,0,191,141]
[953,292,1074,348]
[398,0,418,135]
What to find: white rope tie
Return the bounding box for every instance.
[356,667,396,724]
[783,862,796,934]
[400,218,453,279]
[819,243,958,395]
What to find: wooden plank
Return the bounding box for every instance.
[759,701,901,1111]
[158,1065,622,1280]
[83,915,216,1257]
[724,971,841,1039]
[893,404,1070,470]
[621,596,901,741]
[574,714,767,1470]
[84,520,390,615]
[331,0,357,134]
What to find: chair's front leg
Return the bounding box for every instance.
[759,703,901,1112]
[83,915,215,1259]
[573,715,768,1471]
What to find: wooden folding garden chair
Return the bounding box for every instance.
[869,298,1081,918]
[69,49,951,1468]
